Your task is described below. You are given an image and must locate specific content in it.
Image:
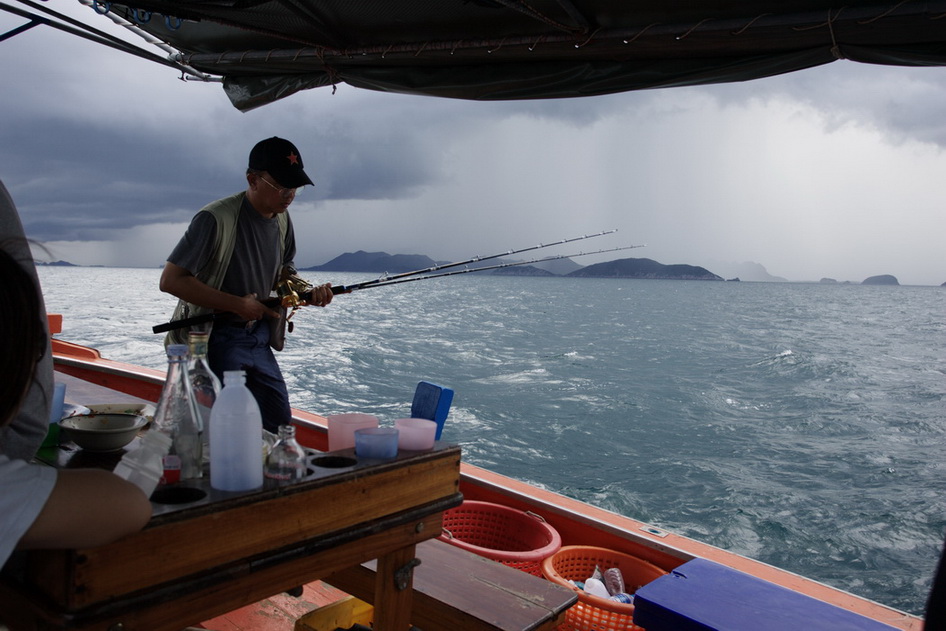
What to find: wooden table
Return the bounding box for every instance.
[1,373,463,631]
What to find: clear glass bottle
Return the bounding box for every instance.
[264,424,307,481]
[210,370,263,491]
[153,344,203,482]
[187,331,221,461]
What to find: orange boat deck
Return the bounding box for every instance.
[196,582,348,631]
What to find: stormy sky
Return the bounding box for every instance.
[3,3,946,285]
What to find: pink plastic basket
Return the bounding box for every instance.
[438,500,562,576]
[541,545,668,631]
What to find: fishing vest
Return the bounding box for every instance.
[165,191,289,346]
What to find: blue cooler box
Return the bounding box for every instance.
[633,558,900,631]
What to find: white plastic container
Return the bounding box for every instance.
[327,413,379,451]
[112,430,172,498]
[394,417,437,451]
[209,370,263,492]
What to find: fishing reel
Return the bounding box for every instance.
[275,265,312,308]
[274,266,313,331]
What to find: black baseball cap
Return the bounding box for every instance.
[248,137,314,188]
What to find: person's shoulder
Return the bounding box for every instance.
[200,191,245,211]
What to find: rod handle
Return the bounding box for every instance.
[297,285,351,298]
[152,312,217,334]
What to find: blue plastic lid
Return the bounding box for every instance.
[633,559,899,631]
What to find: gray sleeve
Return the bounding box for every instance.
[283,213,296,267]
[0,180,54,460]
[167,211,218,276]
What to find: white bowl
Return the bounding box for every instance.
[59,413,148,452]
[64,402,156,424]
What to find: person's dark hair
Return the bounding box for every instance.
[0,245,46,426]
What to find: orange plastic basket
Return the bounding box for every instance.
[438,500,562,576]
[541,545,668,631]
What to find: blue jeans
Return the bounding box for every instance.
[208,321,291,433]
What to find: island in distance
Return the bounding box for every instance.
[304,251,722,280]
[822,274,901,285]
[303,251,929,285]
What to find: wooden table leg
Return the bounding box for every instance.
[373,544,418,631]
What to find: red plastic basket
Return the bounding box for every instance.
[438,500,562,576]
[541,545,668,631]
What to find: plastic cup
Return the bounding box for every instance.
[354,427,399,459]
[41,382,67,448]
[327,413,379,451]
[49,382,66,423]
[394,417,437,451]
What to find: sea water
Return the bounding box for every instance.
[38,266,946,616]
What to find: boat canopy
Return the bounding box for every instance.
[7,0,946,110]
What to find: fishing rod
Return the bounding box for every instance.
[355,244,645,290]
[330,228,618,294]
[152,230,627,334]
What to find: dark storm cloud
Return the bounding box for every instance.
[0,100,447,241]
[0,117,208,241]
[300,116,445,201]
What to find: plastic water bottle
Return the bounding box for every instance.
[264,424,307,481]
[187,331,220,461]
[583,577,611,598]
[113,430,172,498]
[210,370,263,491]
[153,344,203,482]
[40,381,67,448]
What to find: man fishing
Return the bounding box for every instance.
[159,137,335,433]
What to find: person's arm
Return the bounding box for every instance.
[159,262,279,322]
[17,469,152,550]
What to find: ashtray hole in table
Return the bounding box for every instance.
[151,486,208,504]
[311,455,358,468]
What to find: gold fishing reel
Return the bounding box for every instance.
[274,266,313,325]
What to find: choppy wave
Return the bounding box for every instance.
[39,268,946,615]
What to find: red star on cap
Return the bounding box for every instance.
[286,151,300,165]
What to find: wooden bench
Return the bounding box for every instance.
[324,538,578,631]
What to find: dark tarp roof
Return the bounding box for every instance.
[67,1,946,110]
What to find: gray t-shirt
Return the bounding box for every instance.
[167,196,296,299]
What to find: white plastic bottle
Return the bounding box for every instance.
[210,370,263,491]
[113,430,173,498]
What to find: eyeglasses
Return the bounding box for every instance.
[257,175,303,199]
